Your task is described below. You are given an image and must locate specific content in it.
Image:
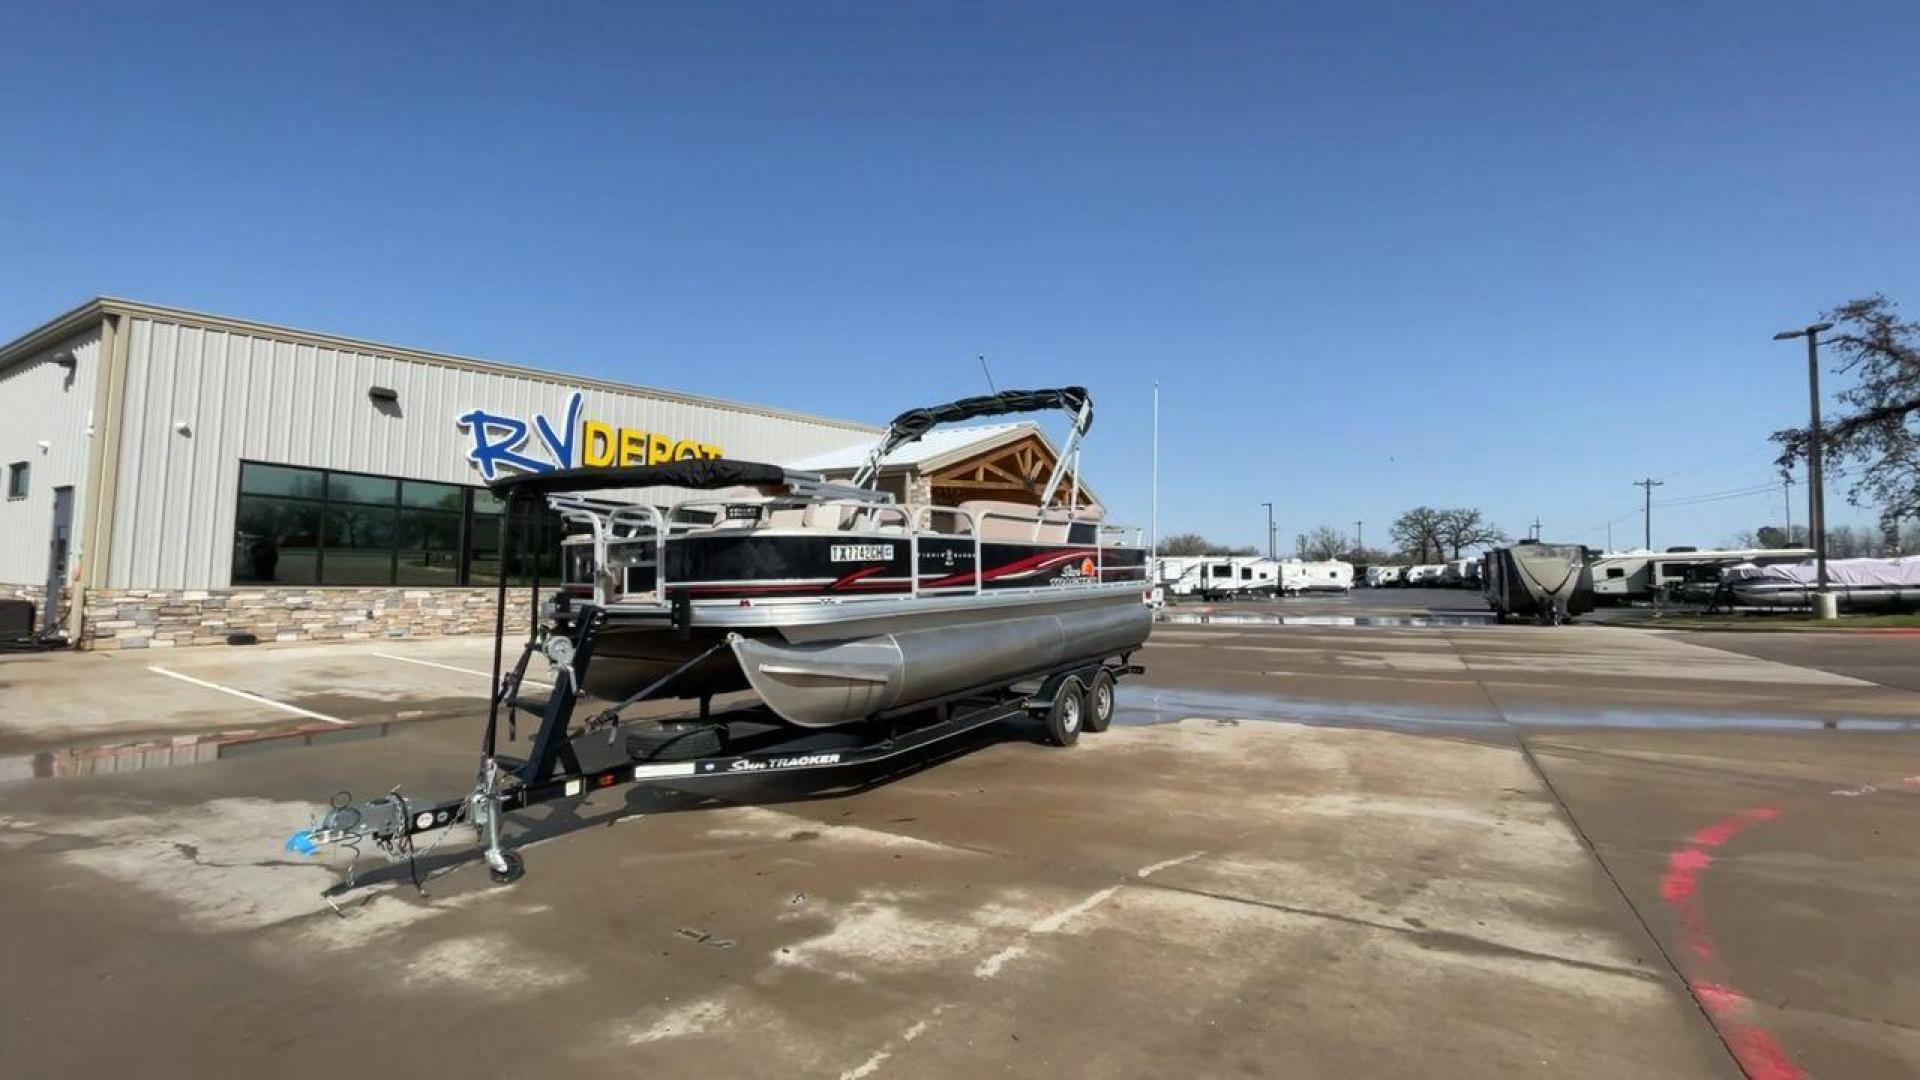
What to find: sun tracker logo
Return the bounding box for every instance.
[727,753,843,772]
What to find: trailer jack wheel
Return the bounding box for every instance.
[488,850,525,885]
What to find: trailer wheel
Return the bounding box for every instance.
[488,851,525,885]
[1042,678,1085,747]
[1084,670,1116,733]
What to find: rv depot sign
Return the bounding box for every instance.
[458,391,725,481]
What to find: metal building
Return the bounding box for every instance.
[0,298,880,647]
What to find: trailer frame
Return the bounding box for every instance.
[289,594,1142,887]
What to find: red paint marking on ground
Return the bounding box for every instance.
[1659,805,1806,1080]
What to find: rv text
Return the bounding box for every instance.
[459,390,725,480]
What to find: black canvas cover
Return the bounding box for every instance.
[883,387,1092,446]
[488,459,789,497]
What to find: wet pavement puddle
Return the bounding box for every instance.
[1157,612,1496,628]
[0,721,403,783]
[1114,685,1920,734]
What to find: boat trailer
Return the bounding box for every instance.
[287,592,1140,890]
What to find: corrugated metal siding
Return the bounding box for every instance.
[0,328,101,584]
[108,315,877,589]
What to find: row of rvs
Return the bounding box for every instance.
[1154,556,1354,600]
[1363,558,1483,588]
[1587,547,1812,604]
[1479,542,1918,624]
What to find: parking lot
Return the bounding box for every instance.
[2,591,1917,1078]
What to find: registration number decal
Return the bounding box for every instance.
[830,544,893,562]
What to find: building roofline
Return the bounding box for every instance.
[0,297,883,434]
[0,297,108,368]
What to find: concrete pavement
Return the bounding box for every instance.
[1,598,1915,1077]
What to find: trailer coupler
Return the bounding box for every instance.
[283,758,521,891]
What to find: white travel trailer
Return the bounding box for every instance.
[1155,556,1207,599]
[1282,559,1354,594]
[1403,564,1447,586]
[1589,548,1815,604]
[1367,565,1406,587]
[1171,556,1277,600]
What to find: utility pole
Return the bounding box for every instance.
[1355,520,1364,556]
[1773,321,1835,617]
[1634,478,1663,550]
[1782,472,1794,542]
[1261,502,1275,560]
[1529,516,1541,541]
[1150,383,1159,556]
[1606,521,1613,552]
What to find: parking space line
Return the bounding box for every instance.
[146,666,350,726]
[373,651,552,688]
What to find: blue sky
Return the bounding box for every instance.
[4,2,1916,552]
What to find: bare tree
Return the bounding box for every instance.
[1742,525,1811,549]
[1389,507,1447,563]
[1772,296,1920,531]
[1824,525,1877,559]
[1437,508,1507,558]
[1302,526,1348,560]
[1157,533,1261,556]
[1157,533,1211,556]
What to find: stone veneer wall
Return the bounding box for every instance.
[79,586,554,650]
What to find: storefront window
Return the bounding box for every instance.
[467,496,564,587]
[231,463,562,588]
[233,495,321,585]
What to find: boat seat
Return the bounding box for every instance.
[960,500,1088,544]
[764,507,809,529]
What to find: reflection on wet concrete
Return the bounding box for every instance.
[1114,684,1920,734]
[1115,685,1504,733]
[1157,612,1495,628]
[0,721,398,783]
[1499,707,1918,731]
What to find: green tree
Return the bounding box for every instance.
[1771,295,1920,532]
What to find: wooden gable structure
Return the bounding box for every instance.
[923,431,1097,510]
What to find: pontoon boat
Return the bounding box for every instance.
[515,387,1151,728]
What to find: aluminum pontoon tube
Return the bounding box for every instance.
[730,599,1150,728]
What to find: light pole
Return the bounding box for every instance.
[1261,502,1275,560]
[1355,520,1363,556]
[1773,321,1835,618]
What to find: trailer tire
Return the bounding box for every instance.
[1042,678,1085,747]
[1084,670,1116,733]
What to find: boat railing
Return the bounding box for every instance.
[552,495,666,607]
[551,491,1142,609]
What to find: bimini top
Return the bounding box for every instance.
[487,459,790,498]
[854,387,1092,488]
[885,387,1092,443]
